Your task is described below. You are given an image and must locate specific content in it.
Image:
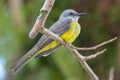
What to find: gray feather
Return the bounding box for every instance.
[10,18,72,74]
[10,47,37,74]
[35,18,72,57]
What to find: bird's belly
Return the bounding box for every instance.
[38,40,59,53]
[61,20,81,43]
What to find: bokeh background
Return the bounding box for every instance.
[0,0,120,80]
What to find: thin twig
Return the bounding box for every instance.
[108,67,114,80]
[72,37,117,51]
[69,48,99,80]
[29,0,55,39]
[84,49,107,60]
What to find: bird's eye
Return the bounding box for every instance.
[69,12,73,15]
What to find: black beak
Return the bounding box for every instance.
[76,13,86,16]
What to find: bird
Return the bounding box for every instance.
[10,9,86,74]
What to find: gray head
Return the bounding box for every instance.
[59,9,86,21]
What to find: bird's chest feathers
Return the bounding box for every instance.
[61,20,81,43]
[38,20,81,53]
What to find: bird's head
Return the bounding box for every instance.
[59,9,86,21]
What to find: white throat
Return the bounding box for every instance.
[72,17,79,22]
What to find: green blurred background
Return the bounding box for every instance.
[0,0,120,80]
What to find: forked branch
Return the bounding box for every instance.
[29,0,117,80]
[72,37,117,51]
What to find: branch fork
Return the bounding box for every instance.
[28,0,117,80]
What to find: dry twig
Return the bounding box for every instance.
[84,49,107,60]
[108,67,114,80]
[72,37,117,51]
[29,0,117,80]
[29,0,55,39]
[69,48,99,80]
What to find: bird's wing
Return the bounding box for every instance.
[35,18,72,50]
[35,45,61,58]
[10,18,72,74]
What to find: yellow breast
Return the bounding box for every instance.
[61,20,81,43]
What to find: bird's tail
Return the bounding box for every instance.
[9,47,37,75]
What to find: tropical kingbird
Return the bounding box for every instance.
[10,9,85,74]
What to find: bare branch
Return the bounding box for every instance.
[29,0,55,39]
[84,49,107,60]
[41,28,67,45]
[72,37,117,51]
[36,27,116,80]
[33,21,101,80]
[69,48,99,80]
[27,0,117,80]
[108,67,114,80]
